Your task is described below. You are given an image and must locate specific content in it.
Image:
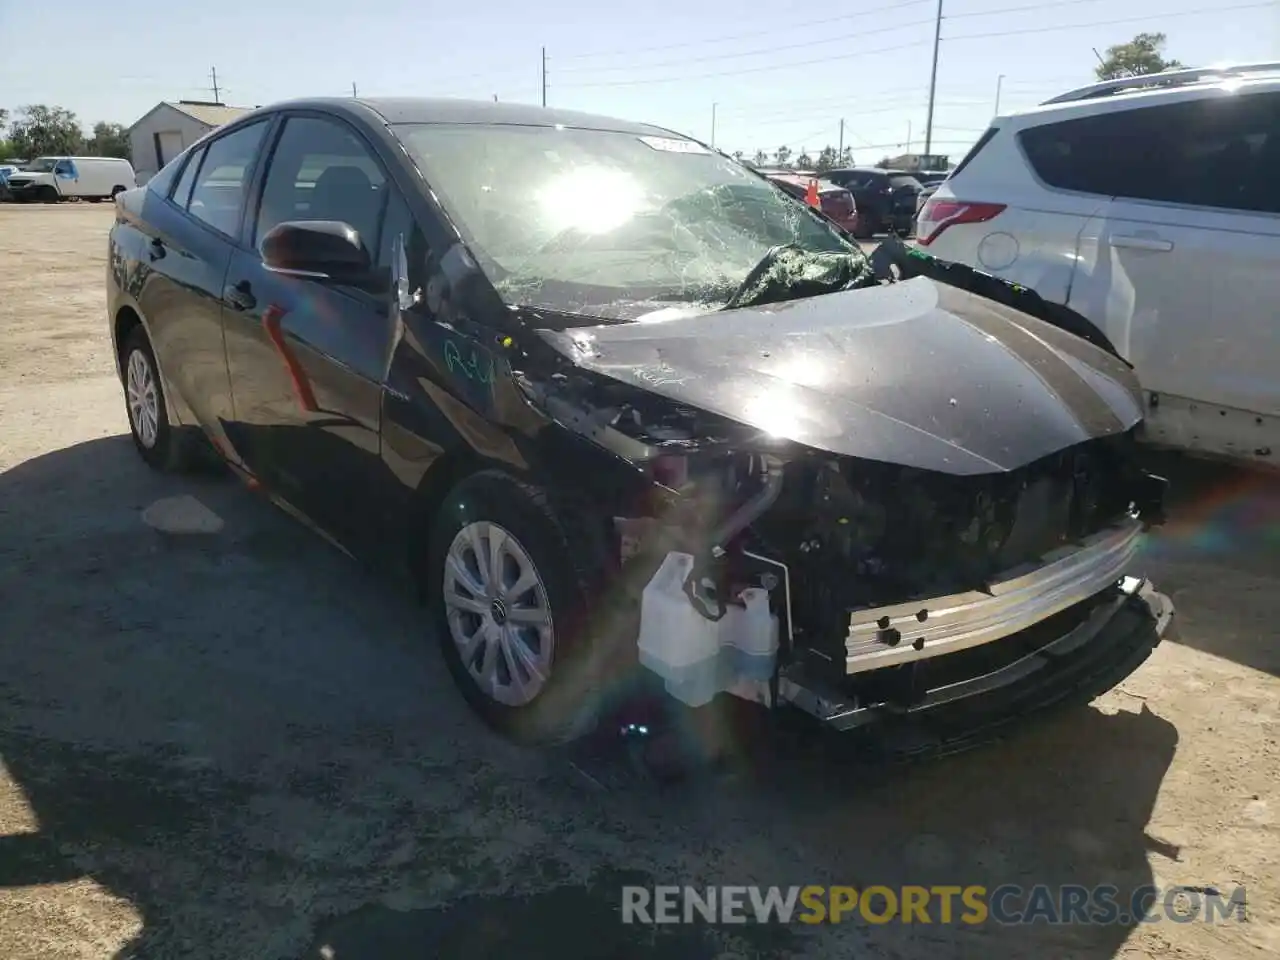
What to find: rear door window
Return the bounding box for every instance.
[171,146,205,208]
[1020,92,1280,212]
[185,121,269,237]
[147,150,187,198]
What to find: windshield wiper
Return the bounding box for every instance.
[723,243,877,311]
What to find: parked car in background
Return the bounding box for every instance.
[5,156,136,203]
[822,167,921,238]
[762,171,859,235]
[913,170,951,187]
[918,62,1280,467]
[106,96,1171,753]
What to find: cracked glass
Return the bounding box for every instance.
[394,122,872,320]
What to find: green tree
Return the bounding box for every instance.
[815,145,837,172]
[731,149,744,162]
[774,145,792,167]
[753,148,768,166]
[795,150,814,170]
[9,105,83,157]
[86,122,130,160]
[1095,32,1184,81]
[839,146,853,167]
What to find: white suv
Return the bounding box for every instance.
[917,63,1280,467]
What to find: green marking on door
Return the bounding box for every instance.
[444,339,495,384]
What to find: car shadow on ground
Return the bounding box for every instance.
[0,434,1185,959]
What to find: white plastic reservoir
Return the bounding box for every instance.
[637,551,780,707]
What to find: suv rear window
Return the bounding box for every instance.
[1019,92,1280,212]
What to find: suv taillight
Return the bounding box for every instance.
[917,199,1006,245]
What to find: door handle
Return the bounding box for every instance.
[224,280,257,311]
[1111,235,1174,252]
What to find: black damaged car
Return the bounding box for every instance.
[107,98,1173,752]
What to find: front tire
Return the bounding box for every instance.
[426,470,620,745]
[38,185,58,204]
[121,327,194,471]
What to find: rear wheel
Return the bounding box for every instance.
[426,470,621,745]
[121,327,195,471]
[110,185,126,199]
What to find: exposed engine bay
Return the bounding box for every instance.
[510,240,1173,738]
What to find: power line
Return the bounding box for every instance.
[552,0,1165,74]
[555,38,932,88]
[555,0,932,61]
[944,1,1277,41]
[836,138,975,151]
[554,19,936,74]
[553,0,1277,91]
[945,0,1112,19]
[742,137,975,156]
[711,86,951,115]
[730,98,984,126]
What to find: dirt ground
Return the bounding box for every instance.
[0,203,1277,960]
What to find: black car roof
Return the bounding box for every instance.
[245,97,679,137]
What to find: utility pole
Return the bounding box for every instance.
[541,47,548,107]
[923,0,943,157]
[907,120,912,153]
[711,103,717,147]
[352,82,358,98]
[209,66,221,104]
[838,118,844,158]
[993,74,1004,116]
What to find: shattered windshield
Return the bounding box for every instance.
[394,122,871,319]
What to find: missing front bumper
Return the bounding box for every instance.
[779,576,1173,737]
[843,518,1144,675]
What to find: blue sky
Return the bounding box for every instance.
[1,0,1277,165]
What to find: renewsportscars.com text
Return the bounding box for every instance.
[621,884,1247,926]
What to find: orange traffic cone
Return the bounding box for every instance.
[805,178,820,208]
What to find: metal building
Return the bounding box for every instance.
[126,101,249,183]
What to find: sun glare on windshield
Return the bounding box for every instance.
[535,166,647,236]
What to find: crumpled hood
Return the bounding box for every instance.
[536,277,1144,476]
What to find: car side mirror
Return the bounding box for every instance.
[259,220,374,286]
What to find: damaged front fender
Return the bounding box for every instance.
[869,235,1125,361]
